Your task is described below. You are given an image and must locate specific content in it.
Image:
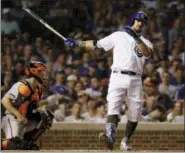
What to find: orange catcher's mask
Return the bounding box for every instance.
[25,61,48,87]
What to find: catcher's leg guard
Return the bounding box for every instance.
[23,127,46,150]
[1,137,29,150]
[24,128,45,142]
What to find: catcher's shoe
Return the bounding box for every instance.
[27,142,40,150]
[120,137,132,151]
[99,132,114,151]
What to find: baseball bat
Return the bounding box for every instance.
[22,6,67,41]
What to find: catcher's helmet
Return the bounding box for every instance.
[25,61,48,87]
[130,12,148,25]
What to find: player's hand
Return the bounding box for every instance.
[16,113,28,124]
[64,38,78,48]
[123,26,139,40]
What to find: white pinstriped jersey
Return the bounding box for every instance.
[96,31,153,75]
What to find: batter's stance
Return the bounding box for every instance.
[65,12,153,150]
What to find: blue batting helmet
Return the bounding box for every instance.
[130,12,148,25]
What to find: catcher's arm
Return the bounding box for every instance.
[2,96,28,124]
[2,96,21,117]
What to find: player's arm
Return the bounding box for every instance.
[78,40,94,52]
[1,83,31,124]
[64,39,98,52]
[64,32,118,52]
[64,38,93,51]
[123,26,152,57]
[2,96,28,124]
[136,39,152,57]
[1,96,22,118]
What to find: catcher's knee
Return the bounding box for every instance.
[107,115,120,127]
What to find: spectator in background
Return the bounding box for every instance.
[158,71,178,100]
[79,75,89,88]
[143,77,173,114]
[143,60,159,79]
[77,90,89,114]
[13,42,24,61]
[22,44,33,63]
[34,37,43,54]
[1,71,13,96]
[74,81,85,93]
[53,108,65,122]
[78,52,91,75]
[156,57,169,79]
[95,58,110,79]
[1,8,20,36]
[85,77,102,99]
[169,39,183,62]
[176,84,185,100]
[88,62,98,78]
[70,47,83,67]
[66,74,78,100]
[168,18,183,51]
[52,53,66,75]
[11,60,25,83]
[82,99,97,123]
[65,102,84,122]
[95,101,107,123]
[167,100,184,123]
[21,32,31,44]
[64,65,74,76]
[141,105,167,122]
[170,66,185,88]
[51,71,66,87]
[169,58,182,75]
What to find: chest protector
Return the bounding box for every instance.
[17,79,42,117]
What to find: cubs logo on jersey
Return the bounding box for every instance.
[134,46,143,57]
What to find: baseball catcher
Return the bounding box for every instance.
[1,61,54,150]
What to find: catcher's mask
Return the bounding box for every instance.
[25,61,48,87]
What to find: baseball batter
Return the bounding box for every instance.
[64,12,153,150]
[1,61,53,150]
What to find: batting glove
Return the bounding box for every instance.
[64,38,78,48]
[123,26,140,41]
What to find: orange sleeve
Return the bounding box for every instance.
[18,84,31,97]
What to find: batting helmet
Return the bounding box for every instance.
[25,61,48,86]
[130,12,148,25]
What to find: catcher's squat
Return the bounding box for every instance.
[64,12,153,150]
[1,61,53,150]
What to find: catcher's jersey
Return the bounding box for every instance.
[3,80,42,117]
[96,31,153,75]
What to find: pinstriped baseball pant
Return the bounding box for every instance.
[106,72,143,122]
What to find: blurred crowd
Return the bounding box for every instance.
[1,0,185,123]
